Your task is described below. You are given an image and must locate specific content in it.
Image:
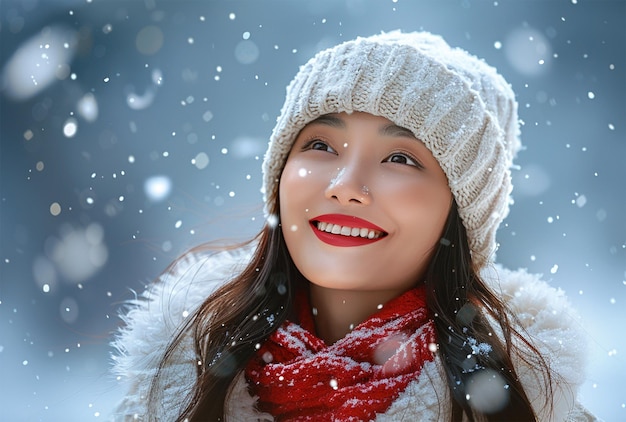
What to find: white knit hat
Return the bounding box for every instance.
[262,31,521,268]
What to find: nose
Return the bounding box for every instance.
[324,165,372,206]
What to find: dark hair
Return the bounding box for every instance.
[148,202,552,421]
[426,204,552,421]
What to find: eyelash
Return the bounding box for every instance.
[384,152,424,169]
[301,139,337,154]
[301,139,424,169]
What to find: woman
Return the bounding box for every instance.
[111,31,595,421]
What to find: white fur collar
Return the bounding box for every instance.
[110,246,592,421]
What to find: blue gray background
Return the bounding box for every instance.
[1,0,624,420]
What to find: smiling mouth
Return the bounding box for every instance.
[313,221,386,240]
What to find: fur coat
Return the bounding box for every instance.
[110,246,597,421]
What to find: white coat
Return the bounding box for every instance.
[110,246,597,421]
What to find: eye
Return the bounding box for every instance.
[303,139,337,154]
[384,152,423,169]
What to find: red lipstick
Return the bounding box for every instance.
[309,214,387,247]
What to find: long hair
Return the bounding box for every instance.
[147,221,301,421]
[148,203,552,421]
[426,204,552,421]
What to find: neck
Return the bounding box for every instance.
[309,284,405,345]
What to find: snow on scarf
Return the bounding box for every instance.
[245,285,436,421]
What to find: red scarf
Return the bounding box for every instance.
[245,286,436,421]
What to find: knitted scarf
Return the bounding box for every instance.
[245,285,436,421]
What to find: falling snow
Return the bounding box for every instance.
[0,1,623,420]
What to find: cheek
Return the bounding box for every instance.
[280,159,329,203]
[392,182,452,236]
[279,163,301,209]
[278,163,317,274]
[279,161,315,224]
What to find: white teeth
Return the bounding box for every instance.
[315,221,382,239]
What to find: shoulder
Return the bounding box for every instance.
[480,263,586,361]
[379,265,595,421]
[481,264,590,421]
[112,244,254,364]
[110,244,255,420]
[481,264,575,324]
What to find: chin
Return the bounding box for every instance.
[307,278,364,291]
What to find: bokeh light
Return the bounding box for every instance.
[2,25,77,100]
[1,1,623,420]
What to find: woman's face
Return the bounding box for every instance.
[279,112,452,294]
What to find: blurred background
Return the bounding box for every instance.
[0,0,624,420]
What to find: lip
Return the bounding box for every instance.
[309,214,387,247]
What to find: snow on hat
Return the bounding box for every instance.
[261,31,521,268]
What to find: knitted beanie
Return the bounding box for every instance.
[261,31,521,268]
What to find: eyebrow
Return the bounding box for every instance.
[379,124,417,139]
[308,114,346,128]
[308,114,418,140]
